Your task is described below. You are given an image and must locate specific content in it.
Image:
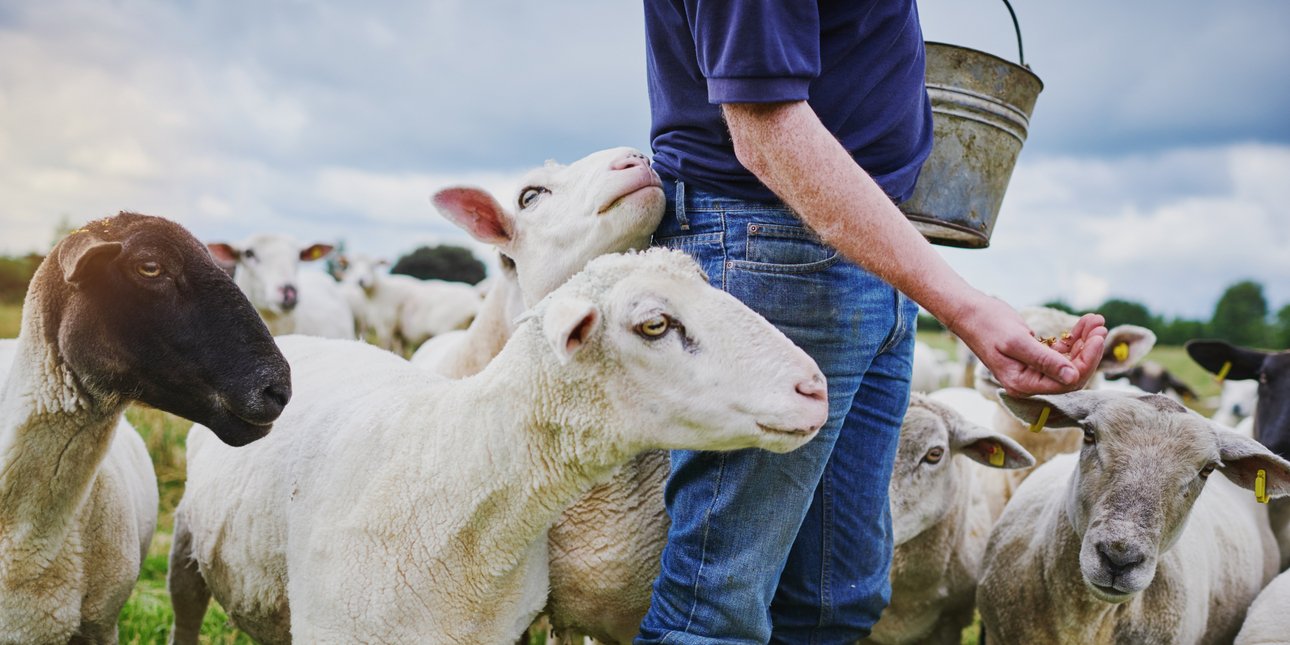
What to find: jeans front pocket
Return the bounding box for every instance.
[653,231,725,289]
[735,222,839,274]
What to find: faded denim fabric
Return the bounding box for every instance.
[637,180,918,645]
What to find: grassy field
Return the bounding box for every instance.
[0,306,1219,642]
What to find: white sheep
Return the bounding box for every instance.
[977,390,1290,644]
[410,253,526,378]
[864,394,1034,645]
[404,147,667,641]
[409,146,664,373]
[167,249,829,644]
[394,275,482,351]
[1213,380,1259,429]
[337,252,485,355]
[208,234,355,339]
[910,340,955,393]
[1234,568,1290,645]
[1,213,290,643]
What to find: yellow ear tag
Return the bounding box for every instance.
[1216,361,1233,384]
[1030,406,1051,433]
[1256,468,1270,504]
[1113,342,1129,363]
[988,443,1005,467]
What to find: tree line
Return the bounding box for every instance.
[919,280,1290,350]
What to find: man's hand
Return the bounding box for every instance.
[949,294,1108,397]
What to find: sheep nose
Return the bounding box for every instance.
[280,284,299,311]
[610,152,649,171]
[1097,542,1145,576]
[796,374,827,402]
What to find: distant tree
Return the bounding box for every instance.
[0,254,43,304]
[1274,304,1290,350]
[50,214,82,249]
[1209,280,1270,347]
[1040,299,1079,315]
[1096,298,1155,330]
[916,312,945,332]
[390,245,486,285]
[1156,317,1208,346]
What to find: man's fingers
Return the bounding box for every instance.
[1006,336,1079,386]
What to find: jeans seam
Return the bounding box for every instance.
[876,292,909,355]
[676,180,689,230]
[683,452,728,635]
[819,466,834,634]
[718,210,729,292]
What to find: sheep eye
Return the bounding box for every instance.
[243,249,256,261]
[923,447,945,464]
[1082,428,1096,445]
[136,261,162,278]
[518,187,549,209]
[636,315,670,339]
[1199,463,1216,479]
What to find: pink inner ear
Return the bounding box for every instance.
[207,243,239,262]
[432,188,512,244]
[566,310,599,354]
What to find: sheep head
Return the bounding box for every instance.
[40,212,291,446]
[1000,390,1290,603]
[432,146,665,306]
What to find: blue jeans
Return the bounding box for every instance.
[637,180,918,644]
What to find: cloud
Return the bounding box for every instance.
[919,0,1290,156]
[937,143,1290,319]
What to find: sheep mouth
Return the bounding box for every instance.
[1087,580,1137,603]
[757,423,816,437]
[597,182,663,215]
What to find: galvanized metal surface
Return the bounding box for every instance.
[899,42,1044,249]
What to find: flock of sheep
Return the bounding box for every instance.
[1,145,1288,644]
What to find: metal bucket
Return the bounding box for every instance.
[899,41,1043,248]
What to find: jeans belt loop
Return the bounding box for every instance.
[675,180,690,231]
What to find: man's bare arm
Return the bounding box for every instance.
[723,100,1106,395]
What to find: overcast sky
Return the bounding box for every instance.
[2,0,1288,320]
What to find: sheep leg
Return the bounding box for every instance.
[167,513,211,645]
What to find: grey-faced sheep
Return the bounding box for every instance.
[978,390,1290,644]
[167,248,828,644]
[864,394,1034,645]
[1,213,290,644]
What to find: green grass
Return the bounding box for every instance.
[117,405,254,643]
[0,302,20,339]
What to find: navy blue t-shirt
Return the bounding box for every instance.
[644,0,934,203]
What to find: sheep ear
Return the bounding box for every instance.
[542,297,599,364]
[432,187,513,247]
[59,235,123,286]
[1100,325,1156,376]
[207,243,241,275]
[1186,340,1266,381]
[949,421,1035,469]
[997,391,1098,429]
[299,244,333,262]
[1215,427,1290,499]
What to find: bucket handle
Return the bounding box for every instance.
[1001,0,1027,67]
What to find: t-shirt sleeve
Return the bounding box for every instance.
[683,0,821,104]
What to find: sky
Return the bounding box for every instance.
[1,0,1288,320]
